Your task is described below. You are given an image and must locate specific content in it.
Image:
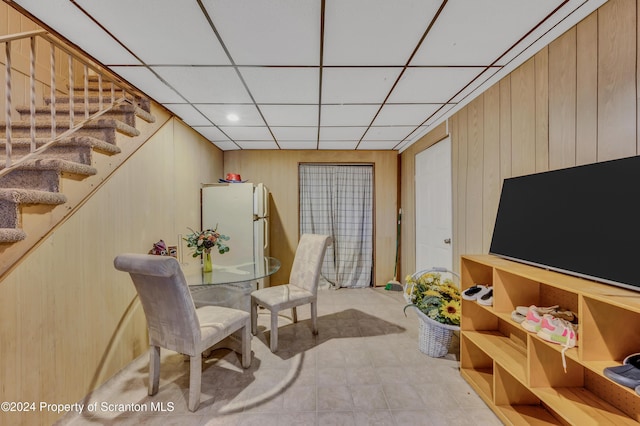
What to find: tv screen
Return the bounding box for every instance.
[490,155,640,292]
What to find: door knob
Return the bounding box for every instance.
[444,238,451,244]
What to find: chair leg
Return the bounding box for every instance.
[188,354,202,412]
[250,298,258,335]
[311,301,318,335]
[241,321,251,368]
[292,306,298,323]
[148,346,160,396]
[270,310,278,352]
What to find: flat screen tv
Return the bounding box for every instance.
[489,155,640,292]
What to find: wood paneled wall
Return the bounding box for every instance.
[402,0,640,275]
[224,150,398,288]
[0,117,223,425]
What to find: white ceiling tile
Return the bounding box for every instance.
[202,0,320,65]
[363,127,415,140]
[388,68,481,103]
[322,68,401,104]
[236,141,280,150]
[75,0,230,65]
[323,0,442,66]
[373,104,443,126]
[213,140,239,151]
[271,127,317,141]
[259,105,318,127]
[240,68,319,104]
[279,141,318,150]
[318,141,359,150]
[14,0,140,65]
[219,127,273,141]
[165,104,211,126]
[192,126,231,142]
[321,105,380,126]
[357,141,399,150]
[319,127,367,140]
[152,67,251,103]
[412,0,563,66]
[110,66,184,103]
[196,104,264,126]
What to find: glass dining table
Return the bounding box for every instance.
[183,256,281,312]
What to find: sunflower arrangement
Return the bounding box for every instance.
[403,272,461,326]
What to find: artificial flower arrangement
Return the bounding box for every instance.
[184,226,230,257]
[403,272,461,326]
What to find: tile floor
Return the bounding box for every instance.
[56,287,501,425]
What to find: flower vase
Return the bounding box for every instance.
[203,250,213,273]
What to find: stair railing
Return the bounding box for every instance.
[1,30,139,178]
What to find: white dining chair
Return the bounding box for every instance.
[114,253,251,411]
[250,234,331,352]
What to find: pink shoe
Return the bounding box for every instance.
[520,305,544,333]
[537,314,578,372]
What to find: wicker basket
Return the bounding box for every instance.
[415,308,458,357]
[405,267,461,358]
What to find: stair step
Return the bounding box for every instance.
[17,103,155,124]
[0,135,121,155]
[0,158,97,192]
[0,228,26,243]
[0,135,121,165]
[45,95,151,113]
[0,118,140,144]
[0,188,67,205]
[0,188,68,229]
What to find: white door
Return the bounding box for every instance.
[415,137,453,271]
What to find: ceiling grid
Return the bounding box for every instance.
[9,0,607,151]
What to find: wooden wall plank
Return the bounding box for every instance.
[466,97,484,253]
[535,47,550,172]
[483,84,501,253]
[598,0,637,161]
[456,107,468,257]
[500,76,512,180]
[549,29,577,170]
[450,115,460,272]
[577,11,599,165]
[510,58,537,177]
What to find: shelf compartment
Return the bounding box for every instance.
[585,368,640,422]
[530,339,640,425]
[495,269,579,318]
[461,299,498,331]
[494,364,562,425]
[463,328,527,383]
[529,337,584,389]
[460,334,494,404]
[461,258,493,291]
[582,296,640,362]
[531,386,640,425]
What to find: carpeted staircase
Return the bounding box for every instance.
[0,76,155,244]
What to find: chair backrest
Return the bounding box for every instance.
[289,234,332,294]
[114,253,200,355]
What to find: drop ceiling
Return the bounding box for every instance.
[9,0,606,151]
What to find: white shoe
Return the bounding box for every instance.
[476,287,493,306]
[462,284,488,301]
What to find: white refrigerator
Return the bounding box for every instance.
[201,182,270,288]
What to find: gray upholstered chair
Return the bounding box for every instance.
[250,234,331,352]
[114,253,251,412]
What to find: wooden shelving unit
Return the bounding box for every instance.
[460,254,640,425]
